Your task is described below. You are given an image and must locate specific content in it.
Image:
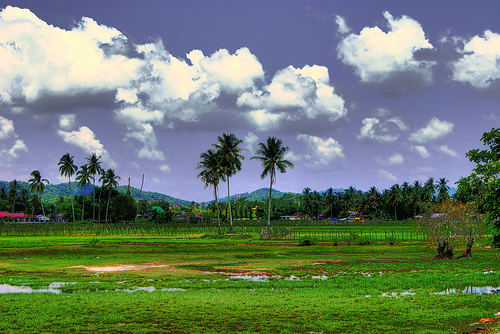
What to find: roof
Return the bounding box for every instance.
[151,206,165,214]
[0,212,27,218]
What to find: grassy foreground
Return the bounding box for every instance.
[0,226,499,333]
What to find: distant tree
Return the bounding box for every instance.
[28,170,49,218]
[436,178,450,203]
[213,133,244,232]
[85,153,103,221]
[418,200,486,259]
[462,127,500,246]
[76,164,93,222]
[386,184,401,221]
[8,179,18,213]
[251,136,294,230]
[196,149,226,234]
[110,191,136,223]
[100,169,120,223]
[423,177,436,202]
[58,153,78,222]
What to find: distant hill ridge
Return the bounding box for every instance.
[0,181,456,205]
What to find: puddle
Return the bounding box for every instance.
[0,282,76,294]
[433,286,500,295]
[0,283,186,294]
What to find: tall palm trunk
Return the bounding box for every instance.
[227,177,233,232]
[215,187,221,234]
[267,175,274,230]
[105,189,111,223]
[39,194,46,220]
[92,179,96,221]
[69,177,75,222]
[98,187,103,223]
[81,187,86,222]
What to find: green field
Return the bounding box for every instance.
[0,222,499,333]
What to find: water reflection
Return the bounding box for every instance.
[0,282,76,294]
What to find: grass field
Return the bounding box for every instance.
[0,222,499,333]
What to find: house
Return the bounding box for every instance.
[280,212,311,221]
[0,212,28,221]
[175,212,205,223]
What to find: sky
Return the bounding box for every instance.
[1,0,499,202]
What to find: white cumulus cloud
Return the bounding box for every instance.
[439,145,458,157]
[413,145,430,158]
[337,11,435,83]
[297,134,344,166]
[57,126,116,167]
[450,30,500,88]
[358,116,408,143]
[409,117,454,143]
[377,169,397,182]
[238,65,346,125]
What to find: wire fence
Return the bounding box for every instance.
[0,223,429,241]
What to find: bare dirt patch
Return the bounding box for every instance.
[70,264,171,272]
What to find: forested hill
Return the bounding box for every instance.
[0,181,191,207]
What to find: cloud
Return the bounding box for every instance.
[125,123,165,161]
[58,114,76,130]
[377,169,397,182]
[0,6,142,104]
[246,109,284,131]
[297,134,344,166]
[450,30,500,88]
[335,15,351,34]
[409,117,454,143]
[374,152,404,166]
[337,11,435,90]
[358,116,408,143]
[244,132,258,152]
[0,115,15,139]
[57,126,116,167]
[159,164,171,172]
[0,115,28,163]
[190,47,264,92]
[238,65,346,126]
[284,150,303,162]
[412,145,430,158]
[438,145,458,157]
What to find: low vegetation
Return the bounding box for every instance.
[0,222,498,333]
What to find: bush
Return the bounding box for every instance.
[297,239,315,246]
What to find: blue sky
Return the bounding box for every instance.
[0,1,499,201]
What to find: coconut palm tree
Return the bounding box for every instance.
[8,179,18,213]
[100,169,120,223]
[196,149,226,234]
[423,177,436,202]
[58,153,78,222]
[213,133,244,232]
[28,170,49,218]
[76,164,93,222]
[386,184,401,221]
[85,153,103,221]
[251,136,294,230]
[436,178,450,203]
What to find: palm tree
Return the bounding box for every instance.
[58,153,78,222]
[325,187,335,218]
[85,153,103,221]
[251,136,294,230]
[423,177,436,202]
[213,133,244,232]
[76,164,93,222]
[436,178,450,203]
[8,179,18,213]
[386,184,401,221]
[100,169,120,223]
[28,170,49,218]
[196,149,226,234]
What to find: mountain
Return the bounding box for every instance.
[0,181,191,207]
